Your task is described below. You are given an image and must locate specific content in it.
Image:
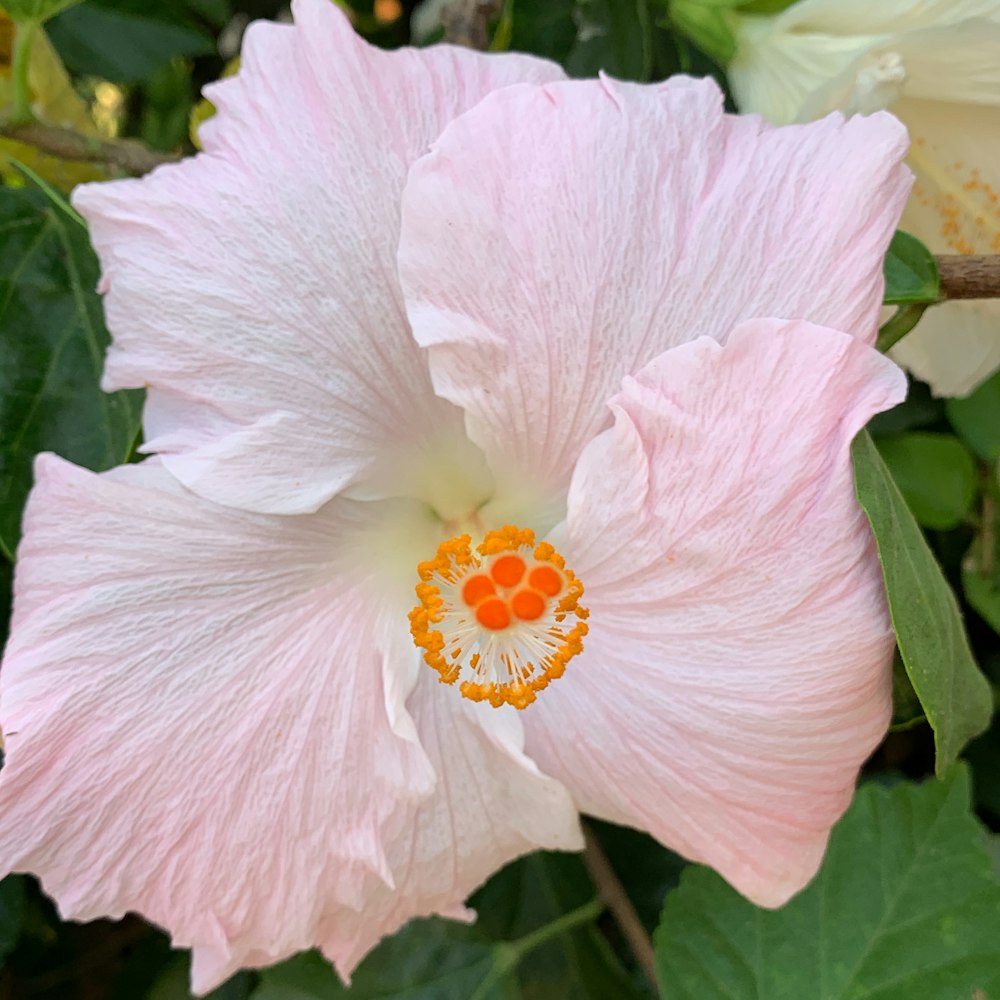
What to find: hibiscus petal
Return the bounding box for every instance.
[399,75,910,500]
[72,0,563,516]
[887,92,1000,395]
[763,0,1000,33]
[867,17,1000,105]
[522,319,906,907]
[729,0,1000,123]
[0,457,442,987]
[890,302,1000,398]
[316,669,582,981]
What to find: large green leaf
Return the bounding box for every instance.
[666,0,738,65]
[0,187,142,556]
[654,768,1000,999]
[48,0,214,82]
[1,0,81,24]
[852,430,992,772]
[736,0,797,12]
[874,432,978,531]
[946,368,1000,461]
[883,230,940,305]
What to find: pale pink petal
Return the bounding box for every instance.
[522,319,906,907]
[72,0,563,516]
[315,669,582,981]
[398,75,910,501]
[0,457,443,990]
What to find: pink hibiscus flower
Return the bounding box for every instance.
[0,0,912,991]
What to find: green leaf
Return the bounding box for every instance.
[883,230,940,305]
[1,0,81,25]
[565,0,655,81]
[852,430,992,773]
[178,0,230,29]
[736,0,797,12]
[48,0,213,82]
[0,187,142,557]
[654,768,1000,1000]
[874,432,978,530]
[946,368,1000,461]
[0,876,25,966]
[667,0,739,65]
[987,833,1000,880]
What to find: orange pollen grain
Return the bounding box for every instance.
[462,573,495,607]
[528,564,562,596]
[490,554,526,587]
[512,588,546,621]
[476,597,511,631]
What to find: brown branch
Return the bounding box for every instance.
[936,254,1000,300]
[0,121,179,176]
[581,824,659,989]
[441,0,501,49]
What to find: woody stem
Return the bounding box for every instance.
[936,254,1000,299]
[581,823,659,988]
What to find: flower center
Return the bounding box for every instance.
[408,525,588,709]
[910,142,1000,256]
